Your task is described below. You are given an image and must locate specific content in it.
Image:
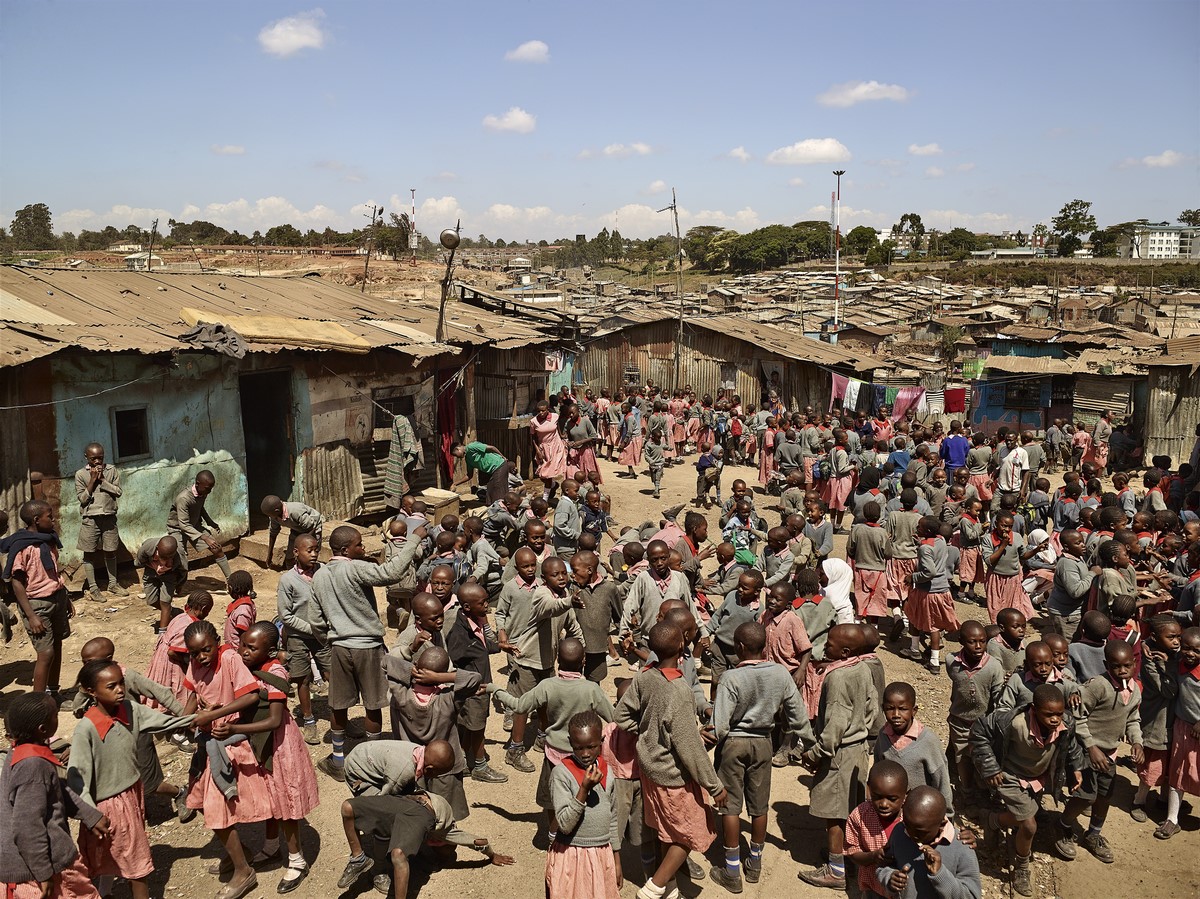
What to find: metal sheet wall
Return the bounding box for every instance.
[577,321,832,411]
[1144,367,1200,462]
[1073,374,1133,425]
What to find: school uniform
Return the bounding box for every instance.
[552,495,583,556]
[1073,674,1142,802]
[74,464,122,554]
[506,583,584,695]
[980,531,1033,623]
[618,569,695,643]
[808,660,877,820]
[278,563,331,681]
[945,651,1005,764]
[5,532,69,654]
[848,522,889,618]
[446,609,500,732]
[985,635,1026,678]
[907,536,960,634]
[573,576,619,682]
[875,819,981,899]
[874,720,955,814]
[166,486,219,553]
[884,510,921,602]
[267,501,324,557]
[757,546,795,588]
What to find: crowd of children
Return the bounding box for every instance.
[2,398,1199,899]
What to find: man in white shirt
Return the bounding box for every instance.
[995,431,1029,508]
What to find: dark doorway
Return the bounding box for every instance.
[239,371,294,505]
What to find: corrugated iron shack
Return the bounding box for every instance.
[0,267,565,565]
[575,312,879,410]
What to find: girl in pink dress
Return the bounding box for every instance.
[182,620,275,899]
[617,403,644,476]
[758,419,777,487]
[563,402,603,483]
[668,391,689,455]
[530,400,568,499]
[237,622,319,893]
[146,590,214,711]
[71,659,199,899]
[696,395,715,450]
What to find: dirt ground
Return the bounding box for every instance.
[2,454,1196,899]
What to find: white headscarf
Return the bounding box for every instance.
[821,558,856,624]
[1028,528,1056,566]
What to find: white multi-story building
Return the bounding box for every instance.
[1119,222,1199,259]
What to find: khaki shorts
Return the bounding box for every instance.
[946,716,974,760]
[613,776,643,848]
[508,663,553,697]
[808,740,870,821]
[142,569,185,609]
[329,644,388,711]
[994,773,1044,821]
[458,693,489,732]
[77,514,121,553]
[20,590,71,654]
[716,735,773,817]
[285,633,331,681]
[707,643,741,684]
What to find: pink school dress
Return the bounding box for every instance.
[531,412,568,479]
[145,610,200,709]
[253,660,320,822]
[184,647,275,829]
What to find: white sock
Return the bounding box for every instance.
[892,606,902,618]
[1167,787,1183,823]
[282,853,306,880]
[930,649,940,666]
[910,635,921,652]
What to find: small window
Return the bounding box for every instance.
[112,406,150,460]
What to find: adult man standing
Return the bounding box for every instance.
[995,431,1029,510]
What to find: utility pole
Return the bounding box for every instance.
[658,189,685,387]
[832,170,845,328]
[361,204,382,293]
[410,189,418,267]
[145,218,157,272]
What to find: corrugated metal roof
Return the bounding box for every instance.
[984,355,1074,375]
[689,315,882,372]
[0,266,559,367]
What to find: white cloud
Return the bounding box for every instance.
[409,195,467,228]
[922,209,1018,232]
[817,80,911,107]
[504,40,549,63]
[56,197,344,234]
[807,205,892,229]
[925,166,945,178]
[692,207,762,230]
[602,142,653,158]
[908,143,943,156]
[482,106,536,134]
[728,146,751,163]
[431,171,458,182]
[210,144,245,156]
[788,177,806,187]
[766,138,851,165]
[258,9,327,58]
[1143,149,1185,168]
[644,180,668,195]
[57,204,175,234]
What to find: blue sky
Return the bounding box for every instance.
[2,1,1197,241]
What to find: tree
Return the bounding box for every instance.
[264,224,303,246]
[1180,209,1200,227]
[374,213,411,259]
[1057,234,1082,257]
[892,213,925,252]
[58,231,77,252]
[1051,199,1097,240]
[10,203,55,248]
[609,229,624,261]
[844,225,879,256]
[942,227,978,257]
[1014,230,1027,247]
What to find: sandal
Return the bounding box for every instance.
[1153,820,1180,840]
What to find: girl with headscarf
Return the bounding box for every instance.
[820,557,856,625]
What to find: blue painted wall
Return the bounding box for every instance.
[969,377,1052,435]
[52,353,249,563]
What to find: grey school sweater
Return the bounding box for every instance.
[311,543,420,649]
[68,701,194,804]
[553,496,582,548]
[615,667,723,794]
[343,740,423,797]
[1139,650,1178,750]
[876,823,981,899]
[572,578,618,655]
[996,671,1079,713]
[1075,675,1143,752]
[1047,555,1094,618]
[810,660,877,761]
[946,652,1005,724]
[886,511,921,560]
[550,761,619,849]
[277,564,321,637]
[847,523,888,571]
[804,520,834,558]
[509,584,583,671]
[491,674,615,753]
[713,660,811,745]
[167,486,218,542]
[0,749,105,884]
[874,726,955,815]
[1068,641,1106,683]
[796,597,838,660]
[985,636,1025,677]
[915,537,951,593]
[268,501,323,539]
[703,593,761,649]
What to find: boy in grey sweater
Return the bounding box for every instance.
[708,622,810,892]
[875,787,981,899]
[552,479,583,557]
[166,469,232,582]
[311,524,423,780]
[1057,640,1143,864]
[261,494,324,568]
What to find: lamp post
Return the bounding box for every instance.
[832,170,845,328]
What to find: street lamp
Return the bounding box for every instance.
[832,170,845,328]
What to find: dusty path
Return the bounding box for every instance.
[1,453,1195,899]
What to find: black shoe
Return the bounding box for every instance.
[276,865,308,894]
[337,855,373,889]
[317,755,346,782]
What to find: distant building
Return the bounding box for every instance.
[123,252,163,271]
[1118,222,1200,260]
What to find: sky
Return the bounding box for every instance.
[2,1,1197,242]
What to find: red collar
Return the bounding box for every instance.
[560,755,609,789]
[866,521,881,528]
[920,537,939,546]
[10,743,60,766]
[652,664,684,680]
[85,702,132,740]
[1184,660,1200,680]
[226,597,254,615]
[1136,531,1153,540]
[990,532,1012,546]
[962,514,978,523]
[794,593,821,608]
[1061,497,1076,505]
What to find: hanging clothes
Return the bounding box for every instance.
[944,388,967,414]
[885,387,901,407]
[871,384,887,414]
[844,379,862,411]
[925,389,945,414]
[892,386,926,421]
[830,374,849,411]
